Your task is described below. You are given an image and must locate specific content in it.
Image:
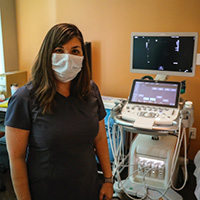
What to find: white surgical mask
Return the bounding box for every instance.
[52,53,84,83]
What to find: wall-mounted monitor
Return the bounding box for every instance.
[130,32,198,80]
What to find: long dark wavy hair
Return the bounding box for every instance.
[31,23,91,113]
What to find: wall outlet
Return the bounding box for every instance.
[189,127,197,139]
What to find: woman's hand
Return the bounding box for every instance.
[99,183,113,200]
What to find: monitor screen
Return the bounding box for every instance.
[129,79,181,108]
[130,32,198,77]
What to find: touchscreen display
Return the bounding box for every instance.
[129,79,181,108]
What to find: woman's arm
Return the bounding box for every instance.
[6,126,31,200]
[94,119,113,200]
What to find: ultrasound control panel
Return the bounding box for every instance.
[121,79,181,129]
[122,104,179,125]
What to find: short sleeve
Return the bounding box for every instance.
[90,80,106,121]
[5,85,32,130]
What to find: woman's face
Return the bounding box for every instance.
[53,37,83,56]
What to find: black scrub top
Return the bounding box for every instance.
[5,80,106,200]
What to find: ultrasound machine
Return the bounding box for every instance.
[107,32,198,200]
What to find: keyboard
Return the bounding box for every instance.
[121,103,179,128]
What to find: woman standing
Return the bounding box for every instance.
[5,23,113,200]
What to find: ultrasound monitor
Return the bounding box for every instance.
[130,32,198,80]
